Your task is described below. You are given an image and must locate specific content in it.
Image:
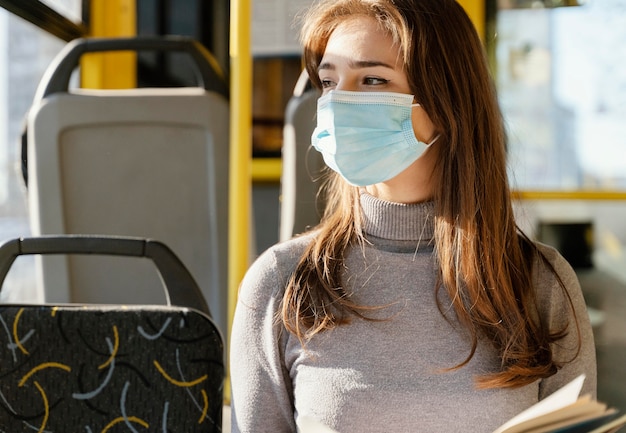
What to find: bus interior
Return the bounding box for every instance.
[0,0,625,430]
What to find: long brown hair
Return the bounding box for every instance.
[282,0,579,389]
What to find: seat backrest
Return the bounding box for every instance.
[26,37,230,336]
[0,236,224,432]
[280,70,325,241]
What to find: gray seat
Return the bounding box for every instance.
[0,235,224,432]
[280,70,325,241]
[25,36,230,336]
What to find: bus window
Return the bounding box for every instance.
[0,3,79,302]
[496,1,626,191]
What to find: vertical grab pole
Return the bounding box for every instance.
[457,0,485,40]
[227,0,252,402]
[82,0,137,89]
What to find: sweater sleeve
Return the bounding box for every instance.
[534,243,597,400]
[229,245,297,433]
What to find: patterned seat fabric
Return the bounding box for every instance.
[0,305,224,432]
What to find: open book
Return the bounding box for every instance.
[493,374,626,433]
[299,375,626,433]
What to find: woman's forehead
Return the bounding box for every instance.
[322,16,403,66]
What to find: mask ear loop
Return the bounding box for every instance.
[425,134,441,147]
[411,102,440,147]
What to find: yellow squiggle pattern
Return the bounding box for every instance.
[98,326,119,370]
[19,362,72,387]
[199,389,208,424]
[101,416,148,432]
[153,360,207,387]
[12,308,28,355]
[33,381,49,433]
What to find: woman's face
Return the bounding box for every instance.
[317,15,438,203]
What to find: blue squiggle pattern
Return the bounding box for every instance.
[121,381,140,433]
[162,401,170,433]
[72,337,116,400]
[0,314,18,363]
[137,317,172,340]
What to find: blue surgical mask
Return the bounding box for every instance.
[311,90,438,186]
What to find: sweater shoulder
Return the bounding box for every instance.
[532,241,579,289]
[238,232,316,305]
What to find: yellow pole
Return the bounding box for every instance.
[513,190,626,201]
[457,0,485,40]
[227,0,253,402]
[82,0,136,89]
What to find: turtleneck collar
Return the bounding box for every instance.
[360,192,435,242]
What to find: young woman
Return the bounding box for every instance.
[230,0,596,431]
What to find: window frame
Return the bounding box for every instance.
[0,0,87,41]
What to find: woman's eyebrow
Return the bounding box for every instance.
[349,59,395,69]
[318,62,335,71]
[317,59,395,72]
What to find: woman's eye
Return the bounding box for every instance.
[364,77,389,86]
[320,79,336,89]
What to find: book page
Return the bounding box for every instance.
[511,399,609,433]
[493,374,586,433]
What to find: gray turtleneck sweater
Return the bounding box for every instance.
[230,193,596,433]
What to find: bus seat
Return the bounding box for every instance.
[280,69,325,241]
[25,36,230,336]
[0,236,224,432]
